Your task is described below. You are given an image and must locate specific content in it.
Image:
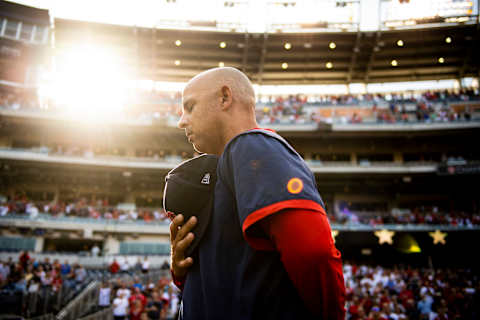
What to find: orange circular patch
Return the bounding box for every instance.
[287,178,303,194]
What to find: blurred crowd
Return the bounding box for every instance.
[256,88,479,107]
[1,197,170,222]
[343,262,479,319]
[334,206,480,227]
[257,89,479,125]
[0,251,177,319]
[2,196,480,228]
[98,273,180,320]
[0,252,87,293]
[1,88,478,126]
[0,251,90,316]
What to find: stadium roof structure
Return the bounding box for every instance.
[54,18,480,85]
[0,0,49,26]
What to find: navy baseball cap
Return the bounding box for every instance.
[163,154,218,257]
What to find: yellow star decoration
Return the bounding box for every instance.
[374,229,395,245]
[331,230,339,242]
[429,230,447,245]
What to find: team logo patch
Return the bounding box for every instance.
[201,173,211,185]
[287,177,303,194]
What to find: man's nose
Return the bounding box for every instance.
[178,113,187,129]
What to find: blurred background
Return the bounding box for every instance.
[0,0,479,319]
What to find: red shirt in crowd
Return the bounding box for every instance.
[109,260,120,274]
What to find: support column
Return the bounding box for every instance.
[0,135,11,148]
[393,152,403,164]
[104,236,120,255]
[351,152,357,165]
[34,237,44,253]
[53,186,60,204]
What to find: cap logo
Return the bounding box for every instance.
[201,173,211,185]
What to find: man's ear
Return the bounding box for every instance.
[220,85,233,110]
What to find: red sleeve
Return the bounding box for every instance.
[261,208,346,319]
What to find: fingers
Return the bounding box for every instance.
[169,214,184,242]
[174,216,197,244]
[169,213,197,277]
[179,257,193,268]
[176,232,195,253]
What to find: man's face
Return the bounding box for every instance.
[178,82,220,154]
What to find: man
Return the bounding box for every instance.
[113,292,129,320]
[109,258,120,274]
[98,281,111,309]
[141,256,150,274]
[129,287,147,318]
[170,67,345,319]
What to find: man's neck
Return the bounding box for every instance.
[217,119,258,155]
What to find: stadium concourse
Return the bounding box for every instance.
[1,0,480,319]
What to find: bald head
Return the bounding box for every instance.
[185,67,256,110]
[179,67,258,155]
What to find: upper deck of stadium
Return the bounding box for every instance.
[1,0,479,85]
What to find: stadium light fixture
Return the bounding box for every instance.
[281,62,288,69]
[445,37,452,44]
[175,60,181,66]
[284,42,292,50]
[219,41,227,48]
[391,59,398,67]
[326,62,333,69]
[329,42,336,49]
[396,40,404,47]
[175,40,182,46]
[218,62,225,67]
[438,57,445,64]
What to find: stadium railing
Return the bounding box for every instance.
[56,280,99,320]
[1,213,479,237]
[0,148,443,173]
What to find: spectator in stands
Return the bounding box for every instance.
[145,291,162,320]
[130,299,144,320]
[19,251,30,270]
[110,259,120,274]
[8,263,26,292]
[120,258,130,274]
[0,202,8,216]
[133,277,143,291]
[129,287,147,319]
[0,260,9,285]
[160,261,170,271]
[134,258,143,273]
[113,292,129,320]
[350,112,363,124]
[51,271,62,292]
[98,281,111,309]
[117,281,131,299]
[60,260,71,276]
[91,244,100,257]
[142,256,150,274]
[417,293,434,319]
[41,257,52,273]
[74,263,87,285]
